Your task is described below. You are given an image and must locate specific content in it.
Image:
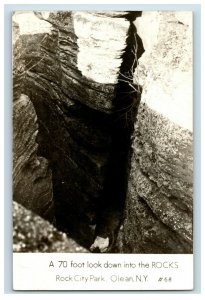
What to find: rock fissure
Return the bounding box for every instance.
[91,20,145,252]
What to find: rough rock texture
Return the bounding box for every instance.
[116,104,193,253]
[13,11,143,249]
[13,94,54,221]
[13,201,87,252]
[116,11,193,253]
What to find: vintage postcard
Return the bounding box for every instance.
[12,10,193,290]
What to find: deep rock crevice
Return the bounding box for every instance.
[13,10,193,254]
[93,21,145,250]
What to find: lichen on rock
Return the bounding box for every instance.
[13,201,88,252]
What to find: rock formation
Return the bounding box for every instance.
[12,10,193,253]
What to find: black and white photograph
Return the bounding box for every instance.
[11,8,194,290]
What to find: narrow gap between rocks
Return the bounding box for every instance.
[36,14,145,252]
[91,16,145,252]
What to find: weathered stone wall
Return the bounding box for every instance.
[116,11,193,253]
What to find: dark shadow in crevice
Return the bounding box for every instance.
[92,16,145,252]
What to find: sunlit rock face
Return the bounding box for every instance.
[73,11,129,84]
[135,11,192,131]
[116,11,193,253]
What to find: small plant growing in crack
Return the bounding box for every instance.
[118,32,141,94]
